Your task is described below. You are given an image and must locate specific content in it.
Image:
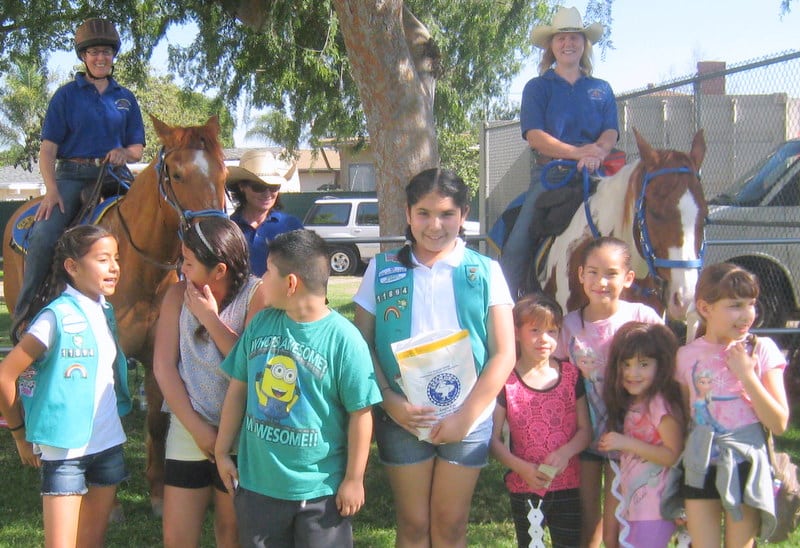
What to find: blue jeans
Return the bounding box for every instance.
[40,444,127,496]
[499,162,545,300]
[17,161,100,312]
[373,406,492,468]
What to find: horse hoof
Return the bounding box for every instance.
[151,498,164,518]
[108,503,125,524]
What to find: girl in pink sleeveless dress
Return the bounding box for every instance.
[491,294,591,547]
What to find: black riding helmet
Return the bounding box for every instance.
[74,18,121,58]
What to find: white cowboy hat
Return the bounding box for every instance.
[530,6,604,49]
[226,149,297,188]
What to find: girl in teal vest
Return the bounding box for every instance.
[0,225,131,547]
[354,168,516,546]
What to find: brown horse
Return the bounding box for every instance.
[2,115,227,512]
[540,129,707,323]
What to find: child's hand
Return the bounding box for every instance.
[14,438,40,468]
[542,448,570,474]
[381,391,437,437]
[215,454,239,495]
[518,462,552,490]
[336,476,365,517]
[428,411,471,445]
[598,432,628,453]
[190,421,218,461]
[725,342,758,383]
[184,283,219,325]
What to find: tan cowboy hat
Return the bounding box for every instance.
[226,149,297,188]
[530,6,603,49]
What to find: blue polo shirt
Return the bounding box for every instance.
[41,73,145,159]
[231,209,304,276]
[520,69,618,146]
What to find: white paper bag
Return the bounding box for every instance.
[391,329,477,441]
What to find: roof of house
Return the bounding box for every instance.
[0,147,341,189]
[0,163,43,186]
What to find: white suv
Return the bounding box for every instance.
[303,195,481,275]
[304,196,380,275]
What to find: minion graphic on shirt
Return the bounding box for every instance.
[255,354,301,422]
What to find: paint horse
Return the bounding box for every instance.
[538,129,707,324]
[2,115,228,513]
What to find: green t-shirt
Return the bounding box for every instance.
[221,307,381,500]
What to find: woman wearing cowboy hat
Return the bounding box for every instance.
[500,6,619,302]
[227,150,303,277]
[15,18,145,332]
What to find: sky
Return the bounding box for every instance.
[511,0,800,100]
[46,1,799,147]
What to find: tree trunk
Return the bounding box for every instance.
[332,0,439,238]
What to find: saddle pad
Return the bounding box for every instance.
[9,196,122,255]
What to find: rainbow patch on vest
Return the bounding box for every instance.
[64,364,88,379]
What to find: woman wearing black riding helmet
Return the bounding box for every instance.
[14,18,146,334]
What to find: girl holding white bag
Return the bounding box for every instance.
[354,168,515,547]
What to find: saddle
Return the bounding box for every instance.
[9,165,133,255]
[9,197,122,255]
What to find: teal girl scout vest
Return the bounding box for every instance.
[373,247,491,393]
[19,293,131,448]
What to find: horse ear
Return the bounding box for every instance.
[149,114,171,141]
[205,115,221,135]
[690,129,706,169]
[633,128,659,167]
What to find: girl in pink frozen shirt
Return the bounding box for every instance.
[555,236,662,548]
[669,263,788,547]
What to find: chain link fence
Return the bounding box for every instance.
[481,50,800,336]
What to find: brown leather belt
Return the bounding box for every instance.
[63,157,103,166]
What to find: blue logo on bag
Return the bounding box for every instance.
[427,373,460,406]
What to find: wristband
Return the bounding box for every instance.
[380,385,392,393]
[8,422,25,432]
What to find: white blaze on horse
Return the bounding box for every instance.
[540,129,707,323]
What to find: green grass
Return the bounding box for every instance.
[2,282,800,546]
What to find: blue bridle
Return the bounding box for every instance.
[542,160,704,285]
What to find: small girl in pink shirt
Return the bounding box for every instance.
[599,322,685,547]
[491,294,591,547]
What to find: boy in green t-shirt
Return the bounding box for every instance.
[215,229,382,547]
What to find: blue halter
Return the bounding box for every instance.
[635,166,704,279]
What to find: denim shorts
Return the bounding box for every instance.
[373,406,492,468]
[40,444,127,496]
